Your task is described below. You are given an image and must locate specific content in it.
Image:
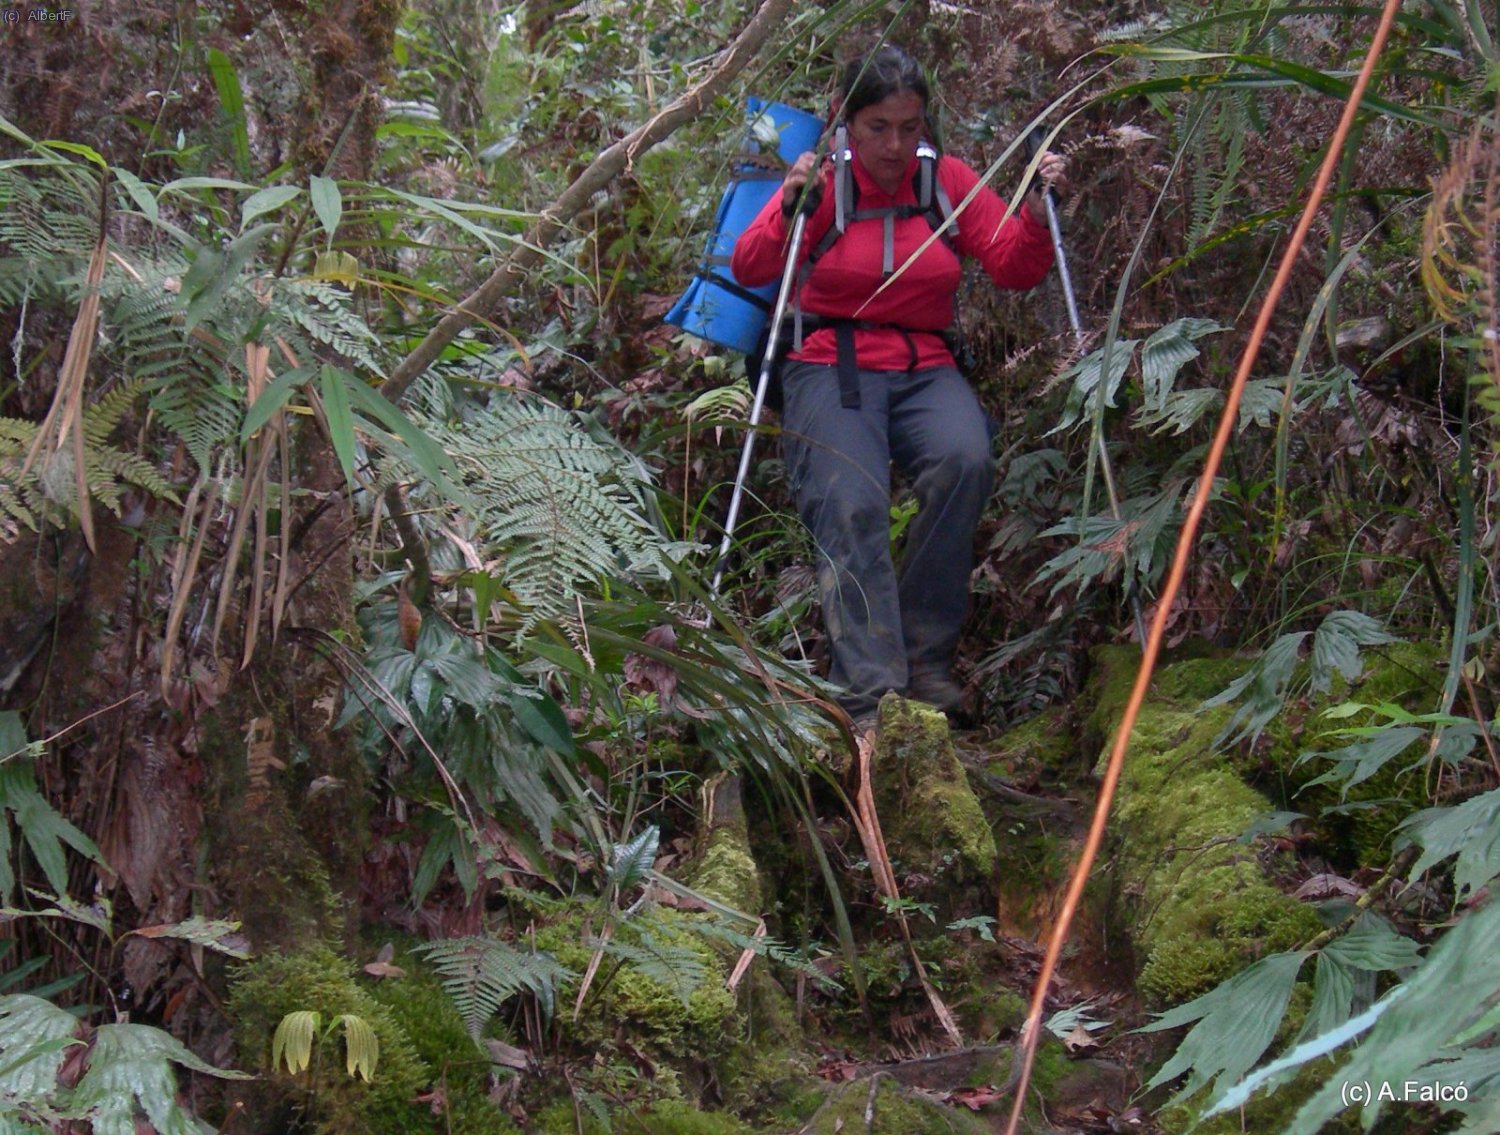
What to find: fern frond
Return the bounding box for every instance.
[690,919,839,990]
[413,394,668,625]
[273,279,386,377]
[417,936,570,1041]
[0,378,177,531]
[600,928,707,1009]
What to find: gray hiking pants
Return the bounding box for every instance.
[780,360,993,717]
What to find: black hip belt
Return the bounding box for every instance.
[793,316,957,409]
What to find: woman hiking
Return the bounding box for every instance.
[730,44,1067,725]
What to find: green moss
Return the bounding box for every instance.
[983,706,1078,777]
[689,821,763,916]
[532,1097,754,1135]
[366,954,522,1135]
[952,987,1028,1042]
[228,945,433,1135]
[1259,640,1446,867]
[801,1078,990,1134]
[1085,646,1321,1006]
[533,903,738,1060]
[874,695,998,882]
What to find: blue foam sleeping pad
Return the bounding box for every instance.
[664,98,823,355]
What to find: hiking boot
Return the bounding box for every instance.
[906,666,964,713]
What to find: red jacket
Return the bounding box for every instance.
[731,149,1055,371]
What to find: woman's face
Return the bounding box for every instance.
[847,89,926,196]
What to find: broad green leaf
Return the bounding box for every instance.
[272,1010,318,1075]
[1299,915,1419,1043]
[413,818,472,906]
[1285,900,1500,1133]
[240,185,302,230]
[1301,950,1357,1045]
[1238,377,1289,430]
[0,762,104,901]
[505,687,575,757]
[1235,810,1306,844]
[40,140,106,168]
[1209,984,1404,1118]
[1135,386,1222,436]
[1400,786,1500,897]
[1310,610,1397,694]
[241,365,313,440]
[425,652,505,707]
[206,49,250,178]
[1139,950,1309,1107]
[1203,630,1307,746]
[1322,914,1423,972]
[1300,726,1425,796]
[332,1014,379,1081]
[1046,340,1139,435]
[77,1022,248,1135]
[339,375,458,492]
[610,825,660,891]
[0,955,48,994]
[309,175,342,243]
[0,994,79,1101]
[1139,318,1224,412]
[158,176,257,196]
[112,168,158,223]
[184,224,275,331]
[0,711,26,761]
[319,364,357,485]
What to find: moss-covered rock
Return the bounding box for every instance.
[532,1096,757,1134]
[530,900,740,1088]
[1085,647,1321,1005]
[873,695,998,884]
[799,1076,990,1135]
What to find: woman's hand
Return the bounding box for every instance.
[780,151,823,219]
[1024,150,1068,226]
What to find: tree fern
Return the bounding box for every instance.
[417,936,571,1041]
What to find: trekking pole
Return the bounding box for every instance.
[1028,131,1149,645]
[710,210,808,595]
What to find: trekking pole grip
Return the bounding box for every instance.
[1023,126,1059,205]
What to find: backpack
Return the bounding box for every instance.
[666,108,969,414]
[780,127,966,411]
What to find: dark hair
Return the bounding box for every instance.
[839,45,929,120]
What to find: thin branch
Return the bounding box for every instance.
[379,0,798,405]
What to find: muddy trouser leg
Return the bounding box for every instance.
[888,366,994,675]
[780,360,903,718]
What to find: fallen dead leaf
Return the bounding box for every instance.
[1063,1023,1101,1052]
[947,1084,1007,1110]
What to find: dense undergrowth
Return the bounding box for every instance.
[1,0,1499,1131]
